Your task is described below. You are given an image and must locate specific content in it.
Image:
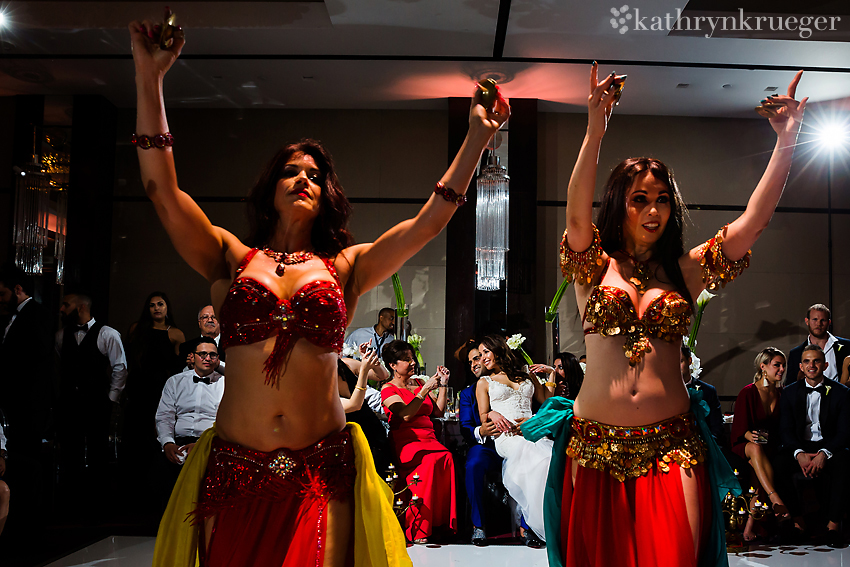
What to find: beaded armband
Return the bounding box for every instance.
[559,224,604,284]
[697,225,751,290]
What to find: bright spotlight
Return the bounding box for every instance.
[0,12,6,28]
[817,123,849,150]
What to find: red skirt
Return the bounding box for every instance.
[194,430,356,567]
[561,413,709,567]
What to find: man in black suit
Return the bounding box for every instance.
[785,303,850,385]
[0,264,54,534]
[681,345,725,448]
[775,344,850,546]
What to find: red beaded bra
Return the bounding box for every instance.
[219,248,347,387]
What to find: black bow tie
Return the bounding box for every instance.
[806,384,827,395]
[74,324,89,333]
[193,376,212,385]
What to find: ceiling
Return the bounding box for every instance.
[0,0,849,119]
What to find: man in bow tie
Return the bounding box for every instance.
[776,344,850,546]
[56,293,128,491]
[155,337,224,504]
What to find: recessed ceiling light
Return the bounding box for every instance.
[722,84,732,89]
[676,83,690,88]
[764,86,778,92]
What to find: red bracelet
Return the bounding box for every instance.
[434,181,467,206]
[131,132,174,150]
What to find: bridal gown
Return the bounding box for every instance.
[485,377,553,540]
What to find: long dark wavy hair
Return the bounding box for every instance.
[127,291,178,368]
[246,139,354,256]
[597,157,693,308]
[555,351,584,400]
[480,335,532,384]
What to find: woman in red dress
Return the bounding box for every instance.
[731,347,790,540]
[380,340,457,543]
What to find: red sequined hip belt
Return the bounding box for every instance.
[567,412,706,482]
[193,429,356,522]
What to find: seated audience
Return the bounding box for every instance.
[338,350,392,472]
[345,307,396,356]
[681,345,724,447]
[457,340,503,546]
[786,303,850,385]
[180,305,225,372]
[730,347,789,541]
[479,335,555,548]
[381,340,457,544]
[775,344,850,547]
[155,337,224,504]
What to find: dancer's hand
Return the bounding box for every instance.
[469,86,511,141]
[488,410,513,433]
[587,62,623,140]
[129,9,185,81]
[764,70,807,141]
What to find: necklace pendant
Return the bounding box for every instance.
[275,263,286,277]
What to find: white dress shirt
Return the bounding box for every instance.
[55,318,129,402]
[808,333,841,381]
[3,296,32,340]
[793,381,833,459]
[155,369,224,448]
[0,422,6,451]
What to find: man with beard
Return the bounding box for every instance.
[0,264,53,535]
[456,339,505,546]
[179,305,225,371]
[55,293,128,495]
[786,304,850,385]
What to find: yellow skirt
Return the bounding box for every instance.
[153,423,412,567]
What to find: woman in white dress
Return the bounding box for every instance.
[476,335,556,542]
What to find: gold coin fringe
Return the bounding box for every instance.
[567,414,707,482]
[559,225,604,284]
[698,225,751,290]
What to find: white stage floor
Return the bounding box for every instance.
[42,535,850,567]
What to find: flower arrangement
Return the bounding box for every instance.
[391,273,409,318]
[341,342,359,359]
[544,278,571,323]
[687,289,716,350]
[408,333,425,368]
[507,333,534,366]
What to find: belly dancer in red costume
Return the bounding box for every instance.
[128,14,509,567]
[524,64,806,567]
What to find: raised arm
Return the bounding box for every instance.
[343,89,510,298]
[565,63,621,252]
[340,350,379,413]
[129,17,234,282]
[711,71,807,261]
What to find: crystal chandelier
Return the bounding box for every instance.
[13,155,51,276]
[475,152,509,291]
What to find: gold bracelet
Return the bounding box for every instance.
[415,393,426,400]
[544,381,557,388]
[355,386,368,392]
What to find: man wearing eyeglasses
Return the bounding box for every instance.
[180,305,226,372]
[155,337,224,477]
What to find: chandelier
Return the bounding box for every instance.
[13,156,51,276]
[475,150,509,291]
